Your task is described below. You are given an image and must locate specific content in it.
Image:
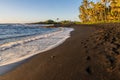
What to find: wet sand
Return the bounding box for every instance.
[0,24,120,80]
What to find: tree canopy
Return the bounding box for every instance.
[79,0,120,23]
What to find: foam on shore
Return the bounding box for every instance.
[0,28,74,66]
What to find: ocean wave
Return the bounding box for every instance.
[0,28,74,66]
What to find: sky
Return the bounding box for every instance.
[0,0,82,23]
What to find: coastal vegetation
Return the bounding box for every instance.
[32,20,80,26]
[32,20,56,24]
[79,0,120,23]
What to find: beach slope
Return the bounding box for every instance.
[1,24,119,80]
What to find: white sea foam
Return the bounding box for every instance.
[0,28,74,66]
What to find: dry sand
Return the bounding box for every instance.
[0,24,120,80]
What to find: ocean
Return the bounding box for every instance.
[0,24,74,66]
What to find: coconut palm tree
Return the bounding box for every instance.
[101,0,110,21]
[79,5,88,22]
[79,0,120,23]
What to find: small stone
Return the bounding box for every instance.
[51,55,55,59]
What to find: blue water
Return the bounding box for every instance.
[0,24,58,45]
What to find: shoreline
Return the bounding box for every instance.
[0,24,120,80]
[0,27,73,75]
[0,27,73,66]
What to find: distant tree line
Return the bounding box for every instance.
[33,20,79,25]
[79,0,120,23]
[33,20,56,24]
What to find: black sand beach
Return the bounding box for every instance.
[0,24,120,80]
